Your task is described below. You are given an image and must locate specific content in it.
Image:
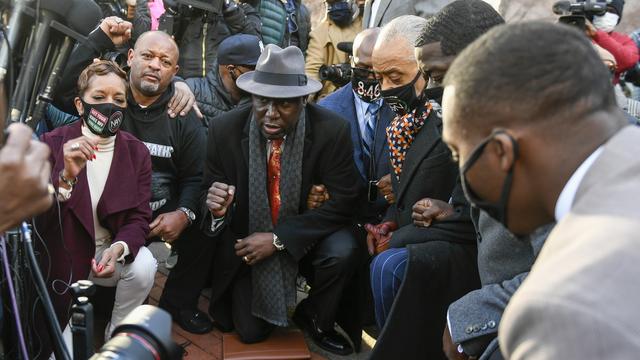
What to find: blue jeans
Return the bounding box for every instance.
[370,248,408,329]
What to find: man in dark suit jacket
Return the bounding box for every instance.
[408,2,551,359]
[202,44,361,355]
[367,15,479,360]
[318,27,394,224]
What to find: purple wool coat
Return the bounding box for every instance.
[36,120,152,331]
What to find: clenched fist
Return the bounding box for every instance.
[411,198,454,228]
[207,182,235,218]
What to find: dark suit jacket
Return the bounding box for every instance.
[371,108,479,360]
[385,109,476,247]
[200,103,360,324]
[36,121,152,334]
[318,84,393,222]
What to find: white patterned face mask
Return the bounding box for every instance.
[593,12,619,33]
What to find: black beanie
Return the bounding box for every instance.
[609,0,625,21]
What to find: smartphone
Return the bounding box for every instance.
[368,180,378,203]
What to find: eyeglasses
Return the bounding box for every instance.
[351,66,376,79]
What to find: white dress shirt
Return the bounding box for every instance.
[353,90,383,141]
[554,147,603,221]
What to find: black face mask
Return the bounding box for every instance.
[460,130,519,227]
[351,74,381,103]
[380,72,422,116]
[422,86,444,105]
[328,2,353,28]
[81,100,125,138]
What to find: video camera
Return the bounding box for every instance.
[552,0,609,30]
[158,0,225,36]
[319,63,352,88]
[69,281,182,360]
[95,0,128,18]
[318,41,354,88]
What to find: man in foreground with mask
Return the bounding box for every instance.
[442,21,640,358]
[412,2,552,359]
[367,15,479,360]
[584,0,638,83]
[306,0,364,100]
[317,27,395,219]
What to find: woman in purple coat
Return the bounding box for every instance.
[37,60,156,347]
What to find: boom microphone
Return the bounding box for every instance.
[66,0,103,36]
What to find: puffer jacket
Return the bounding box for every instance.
[171,2,261,79]
[186,61,252,127]
[251,0,310,53]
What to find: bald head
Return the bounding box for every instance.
[135,31,179,61]
[127,31,180,104]
[352,28,380,68]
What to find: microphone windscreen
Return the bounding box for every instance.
[337,41,353,55]
[66,0,103,36]
[552,0,572,15]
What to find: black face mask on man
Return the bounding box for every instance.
[351,73,381,103]
[460,130,519,227]
[380,72,423,116]
[81,100,125,138]
[328,1,353,28]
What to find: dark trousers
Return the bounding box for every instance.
[371,241,480,360]
[159,226,214,310]
[298,226,363,331]
[231,226,363,343]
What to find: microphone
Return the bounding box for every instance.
[552,0,571,15]
[0,0,29,83]
[337,41,353,55]
[65,0,103,36]
[9,0,102,126]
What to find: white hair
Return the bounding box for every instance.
[378,15,428,54]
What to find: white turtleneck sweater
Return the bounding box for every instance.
[59,126,129,261]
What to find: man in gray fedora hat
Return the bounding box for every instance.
[201,44,362,355]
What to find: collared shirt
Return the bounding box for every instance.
[353,90,383,141]
[211,137,287,231]
[554,147,604,221]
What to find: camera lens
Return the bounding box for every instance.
[90,305,182,360]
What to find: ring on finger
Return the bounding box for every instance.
[71,143,80,151]
[384,194,389,200]
[243,255,250,262]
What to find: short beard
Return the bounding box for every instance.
[137,79,162,96]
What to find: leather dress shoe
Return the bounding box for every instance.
[175,309,213,334]
[293,307,353,356]
[160,301,213,334]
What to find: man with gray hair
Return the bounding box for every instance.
[367,15,479,359]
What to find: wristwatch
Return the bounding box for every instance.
[273,233,285,251]
[177,207,196,226]
[59,170,78,188]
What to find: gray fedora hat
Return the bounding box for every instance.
[236,44,322,98]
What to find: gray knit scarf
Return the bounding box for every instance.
[248,109,306,326]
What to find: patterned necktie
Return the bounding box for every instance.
[363,102,380,159]
[268,139,284,225]
[386,102,433,179]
